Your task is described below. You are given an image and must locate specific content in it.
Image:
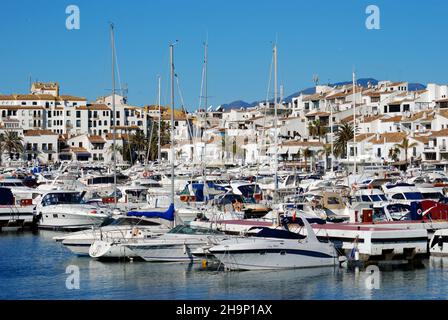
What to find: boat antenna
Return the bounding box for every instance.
[110,22,117,208]
[273,43,279,204]
[352,70,357,175]
[170,40,178,227]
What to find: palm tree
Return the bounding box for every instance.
[334,123,354,159]
[2,131,23,161]
[388,147,401,163]
[317,144,332,170]
[129,129,148,163]
[294,149,301,161]
[0,133,4,165]
[303,148,313,172]
[147,121,170,161]
[308,119,327,141]
[107,143,124,162]
[395,137,417,166]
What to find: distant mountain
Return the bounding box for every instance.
[220,100,252,110]
[283,78,379,103]
[409,83,426,91]
[220,78,426,109]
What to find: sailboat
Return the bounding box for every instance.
[89,39,184,260]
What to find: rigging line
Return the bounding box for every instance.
[112,34,123,96]
[174,73,195,154]
[256,48,274,183]
[146,78,160,164]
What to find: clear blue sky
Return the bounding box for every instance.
[1,0,447,110]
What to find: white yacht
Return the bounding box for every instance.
[0,187,35,231]
[115,225,228,262]
[35,190,112,230]
[55,216,171,257]
[207,218,338,270]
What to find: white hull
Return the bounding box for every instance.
[39,212,108,230]
[127,241,208,262]
[60,226,169,256]
[210,238,337,270]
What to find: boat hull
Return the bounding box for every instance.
[210,239,337,270]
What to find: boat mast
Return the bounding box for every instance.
[352,71,357,175]
[170,42,176,225]
[273,44,278,203]
[329,99,334,173]
[110,23,117,208]
[202,41,208,183]
[157,75,162,165]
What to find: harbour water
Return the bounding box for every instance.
[1,231,448,300]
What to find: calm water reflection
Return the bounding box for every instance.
[1,231,448,300]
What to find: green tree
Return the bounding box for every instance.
[128,129,148,163]
[394,137,417,166]
[2,131,23,160]
[303,148,313,172]
[334,122,354,159]
[308,119,327,142]
[388,147,401,162]
[147,121,170,161]
[107,143,124,162]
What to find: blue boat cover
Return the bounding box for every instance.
[0,188,14,205]
[127,203,175,221]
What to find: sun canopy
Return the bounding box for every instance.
[127,203,175,221]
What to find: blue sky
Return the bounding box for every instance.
[0,0,447,111]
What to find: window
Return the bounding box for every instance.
[377,148,381,157]
[79,142,83,148]
[76,111,81,118]
[392,193,405,200]
[389,105,400,113]
[403,104,410,112]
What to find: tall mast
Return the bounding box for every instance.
[157,75,162,164]
[204,41,208,116]
[203,41,208,183]
[352,71,357,175]
[330,99,334,173]
[110,23,117,207]
[273,44,278,203]
[170,42,176,220]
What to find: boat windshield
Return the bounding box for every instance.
[0,181,25,187]
[168,225,221,235]
[370,194,385,202]
[105,217,161,226]
[41,193,83,206]
[422,192,443,200]
[237,184,261,200]
[404,192,424,200]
